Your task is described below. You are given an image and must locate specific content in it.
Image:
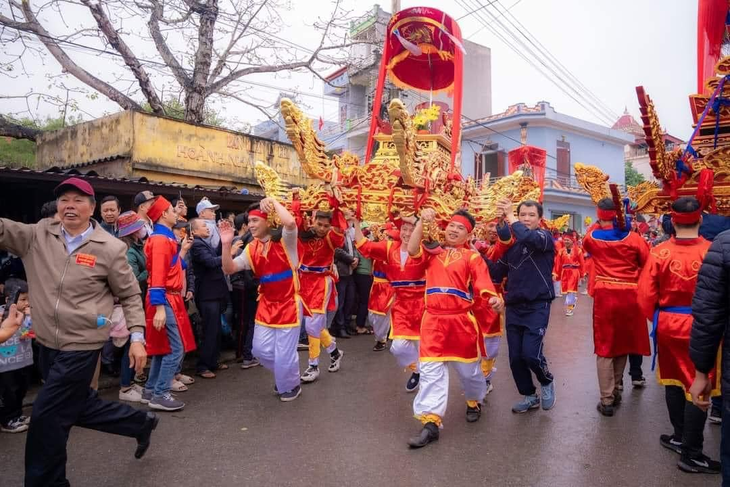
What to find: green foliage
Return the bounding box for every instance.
[141,97,225,127]
[0,115,83,168]
[624,160,645,186]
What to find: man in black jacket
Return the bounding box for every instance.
[189,218,229,378]
[490,199,556,414]
[690,228,730,483]
[230,213,260,369]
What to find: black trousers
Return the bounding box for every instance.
[196,298,227,373]
[0,365,30,424]
[332,275,355,333]
[628,354,644,380]
[665,385,708,458]
[25,345,147,487]
[505,301,554,396]
[232,286,257,361]
[353,273,373,329]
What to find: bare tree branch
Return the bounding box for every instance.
[145,0,192,90]
[0,114,41,141]
[80,0,164,113]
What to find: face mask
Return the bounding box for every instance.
[135,228,147,239]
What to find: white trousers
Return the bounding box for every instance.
[391,338,420,371]
[413,360,487,425]
[370,311,391,342]
[483,336,501,381]
[565,292,577,306]
[252,324,301,394]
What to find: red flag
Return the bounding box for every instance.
[318,116,324,131]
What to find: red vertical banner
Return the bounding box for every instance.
[697,0,728,93]
[508,145,547,201]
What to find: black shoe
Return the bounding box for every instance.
[612,390,622,407]
[677,453,721,474]
[407,422,439,449]
[330,329,351,339]
[405,373,420,393]
[466,404,482,423]
[373,341,387,352]
[659,434,683,454]
[708,405,721,425]
[597,401,614,417]
[135,412,159,459]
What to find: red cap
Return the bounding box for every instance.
[54,177,95,198]
[147,196,172,223]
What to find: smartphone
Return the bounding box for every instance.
[2,288,20,321]
[185,223,192,238]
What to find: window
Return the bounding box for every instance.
[474,144,504,183]
[556,140,571,183]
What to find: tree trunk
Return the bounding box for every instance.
[185,1,218,124]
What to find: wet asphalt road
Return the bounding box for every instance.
[0,297,721,487]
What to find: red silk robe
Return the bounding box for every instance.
[419,246,497,362]
[583,224,650,357]
[584,252,595,296]
[357,239,427,340]
[637,236,719,398]
[553,247,585,294]
[144,228,196,356]
[367,259,394,315]
[244,237,304,327]
[298,229,344,314]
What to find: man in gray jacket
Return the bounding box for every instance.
[0,177,158,487]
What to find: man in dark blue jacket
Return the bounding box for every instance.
[490,198,556,414]
[189,218,229,378]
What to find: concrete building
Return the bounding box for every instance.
[322,5,492,159]
[611,108,684,181]
[461,101,634,233]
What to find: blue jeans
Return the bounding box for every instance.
[144,304,184,397]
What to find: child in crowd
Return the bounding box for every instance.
[0,278,34,433]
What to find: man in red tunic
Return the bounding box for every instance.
[405,209,504,449]
[353,216,427,392]
[221,198,303,402]
[362,224,396,352]
[552,236,584,316]
[143,197,197,412]
[582,198,650,417]
[637,197,720,474]
[298,211,345,383]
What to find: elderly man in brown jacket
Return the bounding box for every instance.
[0,177,159,487]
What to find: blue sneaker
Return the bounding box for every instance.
[541,382,556,410]
[512,394,540,413]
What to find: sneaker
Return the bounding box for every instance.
[280,385,302,402]
[373,341,387,352]
[149,393,185,412]
[0,418,28,433]
[301,365,320,383]
[512,394,540,413]
[405,373,420,393]
[241,358,261,369]
[597,401,614,417]
[485,379,494,396]
[632,377,647,388]
[708,405,721,425]
[17,415,30,426]
[660,434,683,454]
[297,342,309,351]
[328,350,344,373]
[466,403,482,423]
[541,382,556,410]
[616,379,624,392]
[119,384,144,403]
[140,389,153,405]
[565,309,573,316]
[677,453,721,474]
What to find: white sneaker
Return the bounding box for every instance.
[301,365,320,383]
[328,350,344,373]
[119,384,143,403]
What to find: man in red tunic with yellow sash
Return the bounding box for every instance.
[353,216,428,393]
[405,209,504,449]
[143,197,197,412]
[582,198,650,417]
[221,198,303,402]
[552,236,584,316]
[637,197,720,474]
[298,211,345,383]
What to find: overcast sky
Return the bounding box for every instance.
[1,0,697,139]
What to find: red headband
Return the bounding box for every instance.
[596,209,616,221]
[450,215,474,233]
[147,196,171,223]
[671,209,702,225]
[248,209,268,220]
